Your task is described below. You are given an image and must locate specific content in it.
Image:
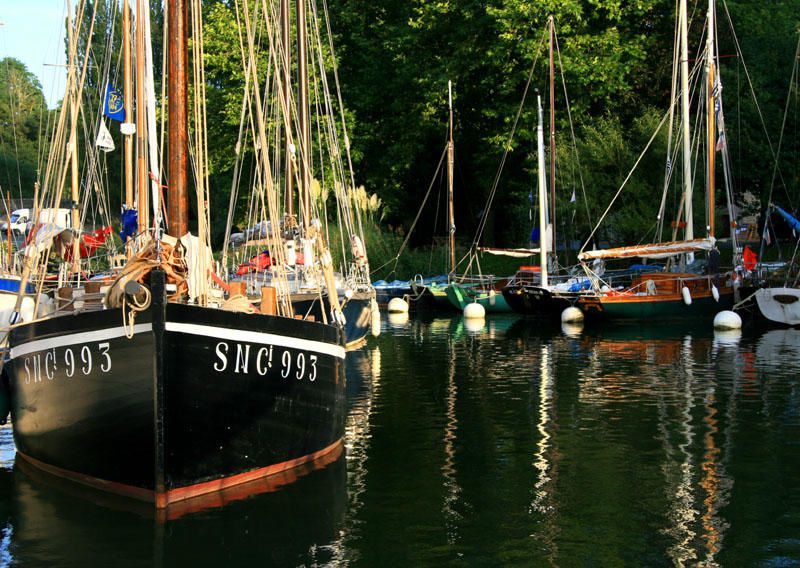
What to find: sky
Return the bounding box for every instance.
[0,0,68,108]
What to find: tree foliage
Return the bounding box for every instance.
[49,0,800,252]
[0,58,49,198]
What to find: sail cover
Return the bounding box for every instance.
[478,247,540,258]
[578,238,715,261]
[774,205,800,234]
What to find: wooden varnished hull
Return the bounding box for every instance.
[579,273,734,320]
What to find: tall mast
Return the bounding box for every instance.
[143,0,161,236]
[548,17,556,257]
[122,0,134,209]
[67,3,80,270]
[680,0,693,241]
[537,95,549,287]
[135,0,149,234]
[706,0,716,238]
[296,0,310,230]
[447,80,455,275]
[282,0,294,219]
[447,81,456,274]
[167,0,189,238]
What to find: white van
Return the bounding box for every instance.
[1,209,32,234]
[1,208,75,235]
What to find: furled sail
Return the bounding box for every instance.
[578,238,715,261]
[478,247,541,258]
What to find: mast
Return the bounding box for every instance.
[297,0,311,230]
[167,0,189,238]
[67,3,80,271]
[282,0,294,219]
[135,0,149,234]
[447,80,455,275]
[706,0,716,238]
[548,17,556,259]
[680,0,693,242]
[143,0,161,237]
[537,95,549,287]
[122,0,134,209]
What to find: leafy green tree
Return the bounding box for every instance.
[0,58,49,198]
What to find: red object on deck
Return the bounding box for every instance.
[743,245,757,271]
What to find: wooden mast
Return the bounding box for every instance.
[296,0,310,231]
[122,0,134,209]
[447,80,455,275]
[706,0,716,238]
[282,0,294,220]
[67,4,80,271]
[168,0,189,238]
[680,0,693,242]
[548,17,556,258]
[135,0,149,234]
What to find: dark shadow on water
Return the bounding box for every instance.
[3,444,347,567]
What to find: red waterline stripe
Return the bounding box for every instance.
[159,439,343,507]
[17,438,344,509]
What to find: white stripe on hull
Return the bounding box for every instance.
[10,323,154,359]
[165,322,346,359]
[9,319,344,361]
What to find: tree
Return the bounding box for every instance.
[0,58,49,198]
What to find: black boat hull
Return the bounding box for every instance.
[7,272,346,508]
[502,285,577,319]
[293,289,374,348]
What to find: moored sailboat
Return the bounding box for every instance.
[576,0,737,322]
[3,0,346,509]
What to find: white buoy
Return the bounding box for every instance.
[387,312,409,327]
[561,322,583,337]
[387,297,409,314]
[370,299,381,337]
[681,286,692,305]
[713,310,742,330]
[711,284,720,302]
[463,302,486,319]
[561,306,584,323]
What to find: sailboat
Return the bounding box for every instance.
[2,0,346,509]
[225,0,376,348]
[500,19,596,319]
[576,0,736,321]
[735,204,800,326]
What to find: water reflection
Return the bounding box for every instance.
[7,451,346,566]
[0,317,798,565]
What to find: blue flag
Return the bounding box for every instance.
[120,208,138,241]
[104,86,125,122]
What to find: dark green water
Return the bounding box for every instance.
[0,315,798,566]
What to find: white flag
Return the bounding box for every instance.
[570,189,576,203]
[95,120,115,152]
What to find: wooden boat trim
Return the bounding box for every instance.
[16,439,343,508]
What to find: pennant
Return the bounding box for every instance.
[103,85,125,122]
[95,120,115,152]
[711,76,722,98]
[570,189,576,203]
[715,132,726,152]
